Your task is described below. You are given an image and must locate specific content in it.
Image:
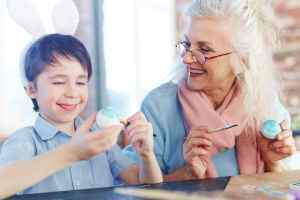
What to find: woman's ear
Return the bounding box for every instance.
[240,56,248,67]
[25,82,37,99]
[231,54,246,76]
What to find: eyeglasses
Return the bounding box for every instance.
[176,41,233,65]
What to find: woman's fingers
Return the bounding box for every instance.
[185,147,209,160]
[271,136,295,149]
[277,130,292,141]
[185,128,212,146]
[184,137,212,153]
[279,120,289,132]
[275,146,296,155]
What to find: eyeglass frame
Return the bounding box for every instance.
[176,41,233,65]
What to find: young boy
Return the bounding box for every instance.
[0,116,121,198]
[0,34,162,194]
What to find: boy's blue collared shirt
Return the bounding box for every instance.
[0,115,136,194]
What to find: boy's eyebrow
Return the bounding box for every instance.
[77,75,88,79]
[48,74,88,79]
[48,74,68,79]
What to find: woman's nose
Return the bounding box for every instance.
[182,51,196,64]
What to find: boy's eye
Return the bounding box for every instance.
[52,82,65,85]
[76,81,87,86]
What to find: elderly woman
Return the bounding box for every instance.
[140,0,296,180]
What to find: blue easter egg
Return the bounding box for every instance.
[261,120,281,139]
[101,107,119,120]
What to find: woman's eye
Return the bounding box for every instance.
[201,47,210,51]
[181,41,190,48]
[198,48,211,53]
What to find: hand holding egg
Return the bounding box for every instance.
[259,120,296,166]
[96,107,122,128]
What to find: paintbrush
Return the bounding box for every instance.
[207,124,239,134]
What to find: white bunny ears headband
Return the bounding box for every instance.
[6,0,80,87]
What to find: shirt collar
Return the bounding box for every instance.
[34,115,90,141]
[34,115,60,141]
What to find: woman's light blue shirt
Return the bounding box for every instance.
[140,82,239,177]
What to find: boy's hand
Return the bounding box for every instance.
[67,113,124,161]
[124,112,154,160]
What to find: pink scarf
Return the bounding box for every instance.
[178,80,264,177]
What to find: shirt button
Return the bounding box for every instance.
[75,181,80,188]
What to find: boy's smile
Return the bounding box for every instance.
[57,103,79,112]
[26,56,89,133]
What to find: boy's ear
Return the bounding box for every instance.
[25,82,37,99]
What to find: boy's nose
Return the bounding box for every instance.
[65,84,79,98]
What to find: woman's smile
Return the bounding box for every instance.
[187,66,207,77]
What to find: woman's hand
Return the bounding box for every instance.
[183,127,213,178]
[124,112,154,160]
[259,120,296,170]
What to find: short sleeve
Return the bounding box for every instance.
[0,128,36,166]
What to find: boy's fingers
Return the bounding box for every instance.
[91,125,123,139]
[77,113,97,134]
[125,122,148,135]
[93,124,124,137]
[103,124,124,134]
[127,112,146,123]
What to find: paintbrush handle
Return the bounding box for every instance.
[207,124,238,133]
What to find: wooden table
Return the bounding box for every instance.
[225,170,300,199]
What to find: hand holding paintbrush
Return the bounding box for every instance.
[183,124,239,178]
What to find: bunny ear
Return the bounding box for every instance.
[52,0,79,35]
[19,43,31,88]
[7,0,46,38]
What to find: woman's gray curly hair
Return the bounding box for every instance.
[173,0,289,125]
